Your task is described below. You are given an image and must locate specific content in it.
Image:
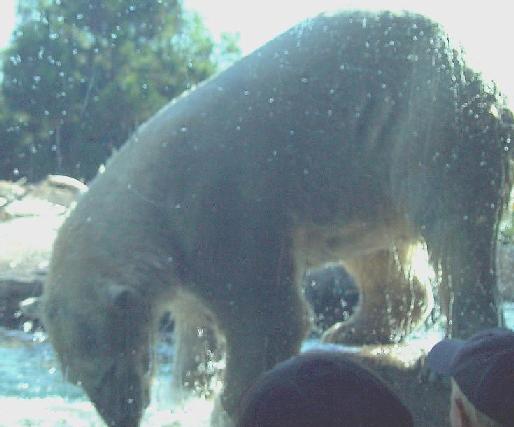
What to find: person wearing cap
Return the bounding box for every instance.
[236,350,413,427]
[426,327,514,427]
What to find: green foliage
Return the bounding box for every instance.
[0,0,240,181]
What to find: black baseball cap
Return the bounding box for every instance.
[426,327,514,425]
[237,350,413,427]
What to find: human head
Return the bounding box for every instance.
[426,327,514,426]
[236,351,413,427]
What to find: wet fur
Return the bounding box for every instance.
[42,10,512,427]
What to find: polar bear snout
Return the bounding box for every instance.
[87,362,150,427]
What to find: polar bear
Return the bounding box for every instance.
[41,10,512,427]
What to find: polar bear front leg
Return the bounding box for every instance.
[215,262,311,424]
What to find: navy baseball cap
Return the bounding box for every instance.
[426,328,514,425]
[237,351,413,427]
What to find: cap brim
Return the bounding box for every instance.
[426,339,465,375]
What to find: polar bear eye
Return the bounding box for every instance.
[82,333,98,353]
[75,319,101,353]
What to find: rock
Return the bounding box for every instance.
[0,179,26,221]
[347,340,451,427]
[304,264,359,334]
[0,175,86,328]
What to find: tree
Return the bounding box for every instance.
[0,0,240,181]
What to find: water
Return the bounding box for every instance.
[0,303,513,426]
[0,329,210,426]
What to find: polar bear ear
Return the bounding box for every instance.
[106,284,140,310]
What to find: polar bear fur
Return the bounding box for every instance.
[41,10,512,427]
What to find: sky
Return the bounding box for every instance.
[0,0,513,104]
